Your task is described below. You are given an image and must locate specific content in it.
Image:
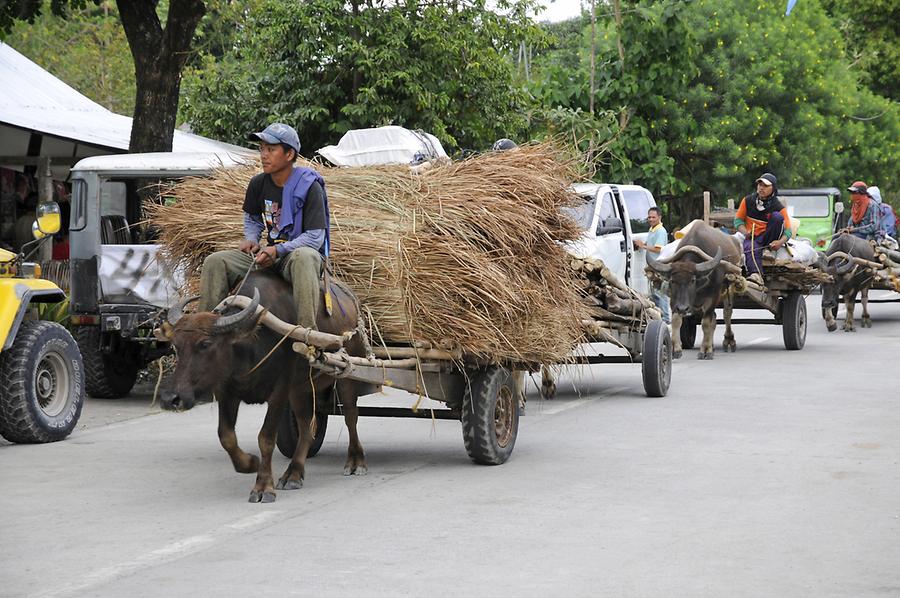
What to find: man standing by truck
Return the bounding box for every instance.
[199,122,330,331]
[634,206,670,323]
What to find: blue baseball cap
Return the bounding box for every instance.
[249,123,301,154]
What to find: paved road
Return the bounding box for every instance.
[2,295,899,597]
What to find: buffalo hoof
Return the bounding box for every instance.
[236,455,260,474]
[248,490,277,503]
[673,350,683,360]
[343,464,369,476]
[826,323,837,332]
[843,327,856,333]
[862,318,872,328]
[697,351,714,360]
[541,381,557,400]
[723,338,736,353]
[276,478,303,490]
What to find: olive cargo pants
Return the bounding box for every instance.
[199,246,323,330]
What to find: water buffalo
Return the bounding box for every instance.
[647,221,742,360]
[157,270,368,503]
[820,233,876,332]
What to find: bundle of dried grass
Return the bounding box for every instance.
[147,144,590,364]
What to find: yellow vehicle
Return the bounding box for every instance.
[0,202,84,443]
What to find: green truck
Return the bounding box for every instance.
[779,187,844,252]
[711,187,845,252]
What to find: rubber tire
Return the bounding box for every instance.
[276,407,328,459]
[460,365,519,465]
[679,316,697,349]
[73,326,139,399]
[0,321,85,443]
[782,292,807,350]
[641,319,672,398]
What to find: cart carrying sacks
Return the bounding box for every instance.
[149,145,671,465]
[647,220,831,356]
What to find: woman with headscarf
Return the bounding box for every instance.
[866,185,898,241]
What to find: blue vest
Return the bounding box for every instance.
[279,167,330,256]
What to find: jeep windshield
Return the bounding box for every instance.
[782,195,829,218]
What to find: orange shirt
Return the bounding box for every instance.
[734,198,792,238]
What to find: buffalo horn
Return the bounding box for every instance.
[833,256,855,275]
[664,244,703,263]
[212,288,261,335]
[694,247,723,274]
[646,257,672,274]
[825,251,855,274]
[167,295,201,326]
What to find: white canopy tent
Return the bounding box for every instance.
[0,42,251,180]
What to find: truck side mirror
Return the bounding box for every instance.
[31,201,62,239]
[834,201,844,215]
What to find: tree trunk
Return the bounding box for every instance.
[116,0,206,153]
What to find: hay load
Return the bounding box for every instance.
[147,144,591,364]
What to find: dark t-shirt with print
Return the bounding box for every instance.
[242,172,325,244]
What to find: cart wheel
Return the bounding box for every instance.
[0,321,85,443]
[461,365,519,465]
[782,292,807,350]
[679,316,697,350]
[276,407,328,459]
[642,319,672,397]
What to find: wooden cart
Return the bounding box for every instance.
[677,258,831,352]
[236,257,674,467]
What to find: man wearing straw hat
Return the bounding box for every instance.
[199,122,330,331]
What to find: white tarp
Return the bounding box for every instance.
[98,245,184,308]
[317,126,448,167]
[0,42,251,178]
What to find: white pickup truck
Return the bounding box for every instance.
[564,183,660,295]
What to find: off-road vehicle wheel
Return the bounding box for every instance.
[73,326,139,398]
[0,321,84,443]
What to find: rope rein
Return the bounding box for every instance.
[238,321,308,378]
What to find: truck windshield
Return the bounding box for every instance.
[562,195,596,230]
[782,195,829,218]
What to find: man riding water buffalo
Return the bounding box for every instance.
[200,122,329,331]
[159,123,369,502]
[733,173,792,287]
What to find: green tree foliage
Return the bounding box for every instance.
[528,0,899,219]
[821,0,899,101]
[181,0,542,153]
[2,1,135,115]
[670,0,900,205]
[527,1,698,195]
[2,0,207,153]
